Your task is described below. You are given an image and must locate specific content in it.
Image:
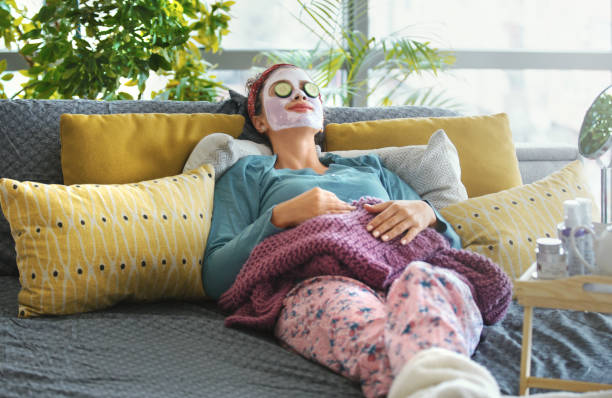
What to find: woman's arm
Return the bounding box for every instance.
[203,159,283,300]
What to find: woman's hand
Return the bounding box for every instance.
[271,187,356,228]
[364,200,437,245]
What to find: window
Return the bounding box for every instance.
[370,0,611,51]
[222,0,318,50]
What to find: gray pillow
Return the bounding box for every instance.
[328,129,467,209]
[184,129,467,209]
[183,133,272,178]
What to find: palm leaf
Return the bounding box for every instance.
[295,0,344,49]
[258,0,457,107]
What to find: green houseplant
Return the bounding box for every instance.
[0,0,233,101]
[259,0,455,107]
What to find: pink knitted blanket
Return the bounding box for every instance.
[218,197,512,331]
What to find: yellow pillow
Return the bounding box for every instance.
[0,165,215,318]
[61,112,244,185]
[324,113,521,198]
[439,160,595,280]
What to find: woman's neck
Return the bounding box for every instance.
[269,129,327,174]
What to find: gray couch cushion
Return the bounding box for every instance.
[515,143,578,184]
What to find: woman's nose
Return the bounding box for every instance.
[293,90,307,100]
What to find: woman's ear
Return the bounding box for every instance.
[251,114,268,134]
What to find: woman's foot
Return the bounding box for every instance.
[387,347,500,398]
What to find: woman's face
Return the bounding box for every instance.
[259,67,323,132]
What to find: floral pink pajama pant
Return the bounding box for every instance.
[274,261,483,398]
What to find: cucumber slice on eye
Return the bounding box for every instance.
[303,82,319,98]
[273,82,292,98]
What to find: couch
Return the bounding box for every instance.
[0,95,610,397]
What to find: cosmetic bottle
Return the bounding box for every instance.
[557,200,585,276]
[575,197,595,273]
[535,237,567,279]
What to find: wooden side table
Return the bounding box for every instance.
[514,264,612,395]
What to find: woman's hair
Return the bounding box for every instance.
[246,63,296,122]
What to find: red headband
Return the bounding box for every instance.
[247,63,296,122]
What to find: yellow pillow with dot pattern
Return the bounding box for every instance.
[0,165,215,318]
[439,160,595,280]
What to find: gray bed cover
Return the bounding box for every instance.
[1,275,610,397]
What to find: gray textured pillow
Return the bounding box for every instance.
[183,133,272,178]
[329,129,467,209]
[184,129,467,209]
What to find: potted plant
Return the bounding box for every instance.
[0,0,234,101]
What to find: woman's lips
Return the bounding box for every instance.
[287,103,313,112]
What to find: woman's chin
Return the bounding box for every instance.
[272,125,321,135]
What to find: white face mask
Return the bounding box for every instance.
[261,68,323,132]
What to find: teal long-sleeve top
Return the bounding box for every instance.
[202,153,461,300]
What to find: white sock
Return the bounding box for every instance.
[387,347,501,398]
[388,347,612,398]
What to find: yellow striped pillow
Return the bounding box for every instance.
[440,160,595,280]
[0,165,215,318]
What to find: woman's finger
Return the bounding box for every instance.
[401,227,421,245]
[326,191,355,210]
[378,218,417,242]
[329,209,355,215]
[368,207,400,236]
[330,205,356,213]
[364,202,391,213]
[331,200,356,211]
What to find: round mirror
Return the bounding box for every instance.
[579,84,612,224]
[578,84,612,162]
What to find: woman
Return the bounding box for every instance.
[203,64,483,398]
